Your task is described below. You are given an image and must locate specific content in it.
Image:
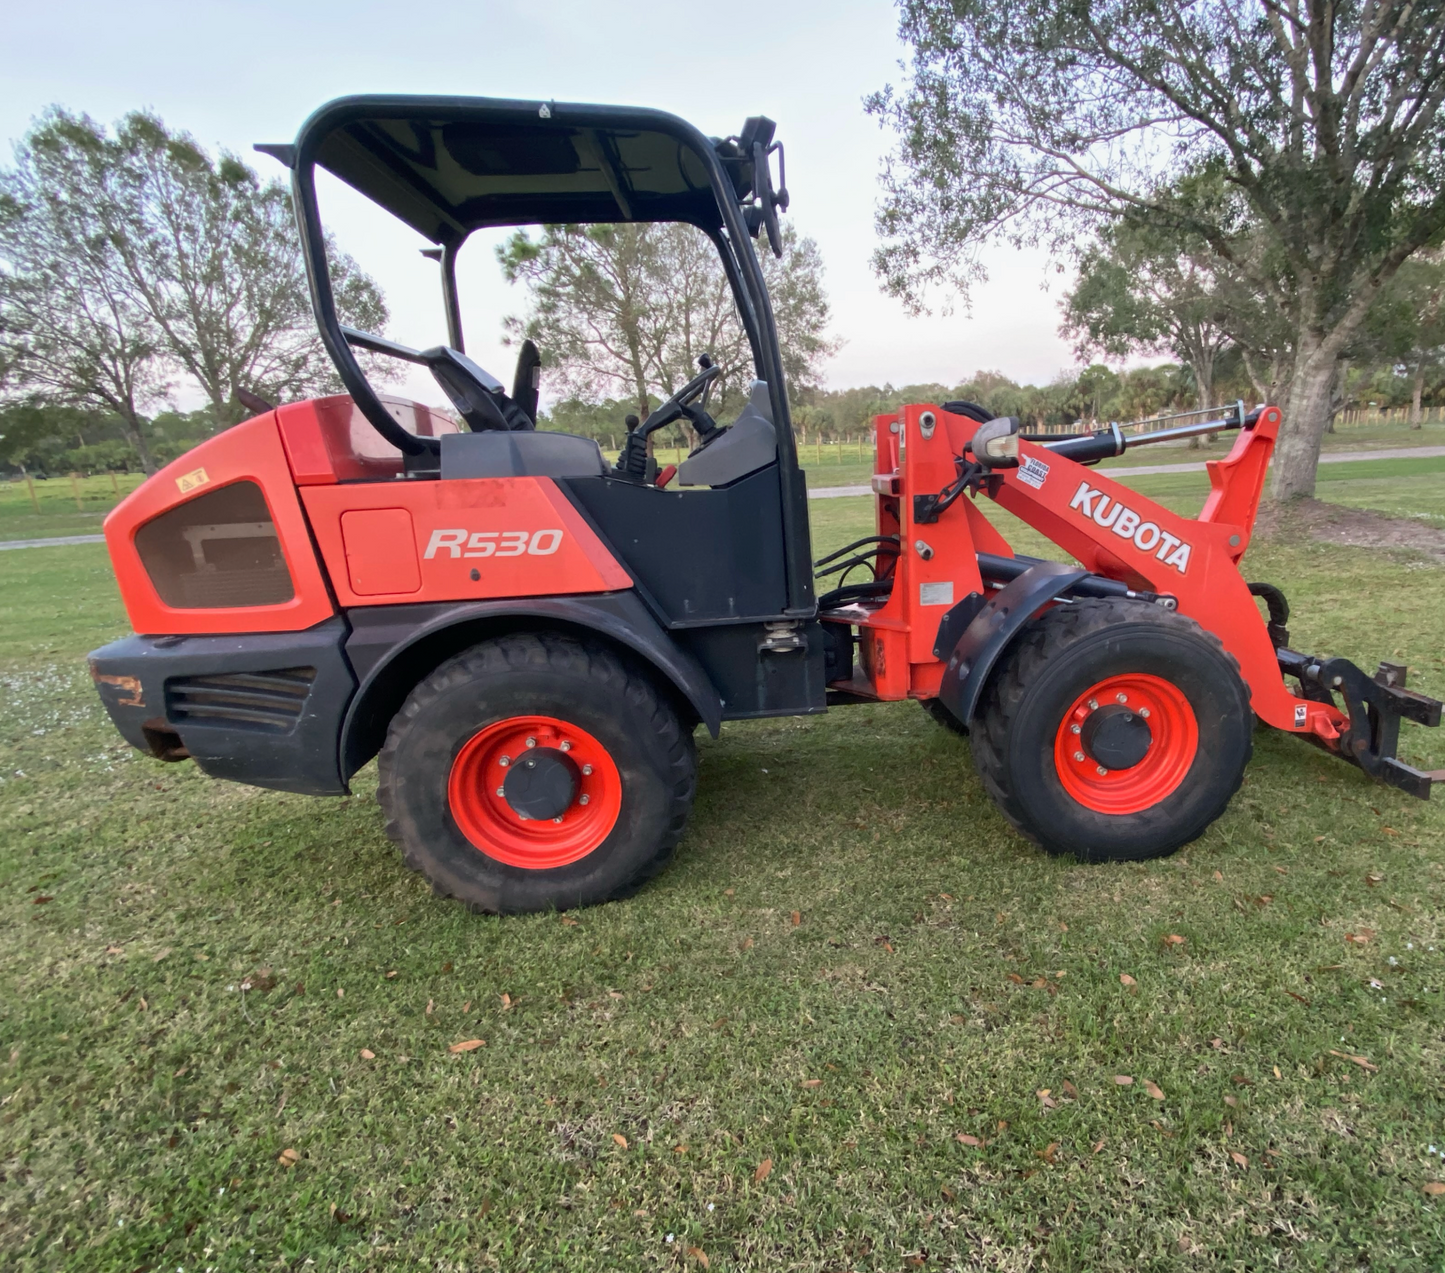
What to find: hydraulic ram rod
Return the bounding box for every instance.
[1042,402,1254,465]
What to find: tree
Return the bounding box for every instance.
[104,112,388,424]
[0,122,165,473]
[1063,217,1234,410]
[499,220,838,423]
[869,0,1445,500]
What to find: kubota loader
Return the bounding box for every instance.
[88,95,1442,913]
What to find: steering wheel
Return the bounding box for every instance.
[615,359,724,481]
[341,327,533,432]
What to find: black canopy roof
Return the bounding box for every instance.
[293,96,755,243]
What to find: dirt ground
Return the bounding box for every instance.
[1256,497,1445,564]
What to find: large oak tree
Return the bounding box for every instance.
[869,0,1445,499]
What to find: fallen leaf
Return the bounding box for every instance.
[1229,1151,1248,1168]
[673,1144,688,1154]
[754,1158,772,1183]
[801,1078,821,1088]
[1424,1182,1445,1197]
[1114,1075,1134,1086]
[1256,895,1273,906]
[1036,1141,1059,1164]
[1036,1088,1051,1098]
[1091,1139,1105,1154]
[612,1133,628,1149]
[1345,929,1375,945]
[724,888,735,897]
[687,1247,710,1268]
[1119,973,1136,986]
[441,961,453,972]
[359,1049,375,1060]
[462,1000,471,1012]
[425,999,434,1015]
[1163,934,1185,946]
[1328,1049,1378,1072]
[1365,873,1384,886]
[1210,1037,1224,1049]
[153,948,171,962]
[1231,1073,1253,1087]
[105,945,123,955]
[941,1185,957,1200]
[1286,991,1311,1005]
[138,997,147,1011]
[32,896,53,905]
[1224,1095,1238,1108]
[997,1120,1008,1132]
[1272,1066,1282,1079]
[501,993,513,1009]
[1062,1079,1078,1099]
[1006,973,1024,984]
[336,988,344,999]
[956,1133,982,1147]
[1213,870,1224,882]
[1144,1080,1165,1100]
[559,914,579,926]
[277,1148,300,1168]
[448,1039,485,1053]
[791,911,801,926]
[384,970,398,980]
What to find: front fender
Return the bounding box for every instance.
[339,592,724,780]
[935,561,1087,726]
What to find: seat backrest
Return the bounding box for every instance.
[440,430,608,480]
[676,380,777,487]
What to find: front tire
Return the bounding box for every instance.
[378,633,695,913]
[971,599,1252,862]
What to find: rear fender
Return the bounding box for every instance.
[339,593,723,779]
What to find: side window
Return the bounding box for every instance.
[133,481,294,609]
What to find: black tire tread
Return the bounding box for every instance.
[376,632,695,912]
[971,599,1251,859]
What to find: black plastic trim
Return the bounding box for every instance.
[88,617,355,796]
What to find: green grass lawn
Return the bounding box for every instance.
[1,474,1444,1270]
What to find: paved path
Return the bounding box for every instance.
[0,533,106,551]
[2,443,1441,545]
[807,444,1445,499]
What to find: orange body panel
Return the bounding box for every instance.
[834,403,1345,742]
[103,414,336,635]
[301,476,631,609]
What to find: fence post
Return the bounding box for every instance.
[71,472,83,512]
[26,475,40,513]
[110,472,120,498]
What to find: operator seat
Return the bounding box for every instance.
[440,429,608,479]
[676,380,777,487]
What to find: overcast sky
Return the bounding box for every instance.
[0,0,1079,408]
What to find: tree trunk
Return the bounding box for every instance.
[1411,355,1426,428]
[120,410,159,476]
[1270,346,1337,502]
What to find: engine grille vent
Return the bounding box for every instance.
[166,667,317,732]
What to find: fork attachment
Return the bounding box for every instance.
[1278,652,1443,798]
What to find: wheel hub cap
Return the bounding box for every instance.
[1080,704,1153,770]
[501,747,579,821]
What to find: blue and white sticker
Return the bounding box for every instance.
[1018,455,1050,489]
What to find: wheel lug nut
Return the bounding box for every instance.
[1074,751,1085,762]
[1140,708,1151,718]
[1096,765,1108,776]
[559,740,572,752]
[1070,724,1081,735]
[498,755,510,767]
[552,816,563,824]
[496,786,505,797]
[1087,699,1098,710]
[1116,693,1128,704]
[579,794,590,805]
[582,764,593,776]
[525,737,537,748]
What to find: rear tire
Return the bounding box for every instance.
[377,633,695,913]
[971,599,1252,863]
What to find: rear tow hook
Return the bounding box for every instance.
[1278,651,1443,798]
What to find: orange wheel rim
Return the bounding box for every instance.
[448,715,621,869]
[1053,673,1198,815]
